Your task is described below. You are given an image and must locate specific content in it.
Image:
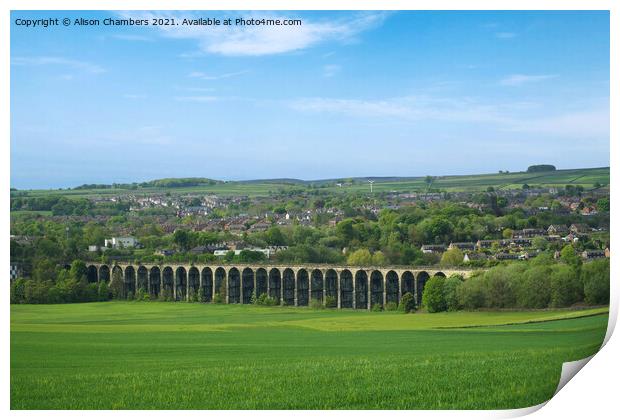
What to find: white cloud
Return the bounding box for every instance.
[174,96,218,102]
[111,34,152,42]
[322,64,341,78]
[500,74,558,86]
[118,11,388,56]
[508,110,610,139]
[289,94,609,140]
[289,95,513,124]
[123,94,146,99]
[11,56,105,73]
[188,70,249,80]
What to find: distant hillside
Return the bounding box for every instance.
[73,177,222,190]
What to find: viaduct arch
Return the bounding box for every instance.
[87,262,476,309]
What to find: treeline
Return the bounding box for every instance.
[11,196,131,216]
[420,257,609,312]
[74,177,221,190]
[10,196,92,215]
[11,260,109,304]
[527,164,557,173]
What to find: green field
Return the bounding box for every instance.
[12,167,610,199]
[11,303,608,410]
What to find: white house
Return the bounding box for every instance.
[104,237,138,249]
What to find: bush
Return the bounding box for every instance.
[11,279,26,303]
[97,281,110,301]
[422,276,447,313]
[443,275,463,311]
[197,287,207,303]
[310,298,323,309]
[457,276,486,310]
[135,287,146,301]
[371,303,383,312]
[581,259,609,305]
[385,302,398,311]
[159,289,173,302]
[399,292,416,313]
[126,291,134,301]
[549,264,582,307]
[324,295,337,308]
[515,265,552,308]
[212,293,224,304]
[483,267,516,308]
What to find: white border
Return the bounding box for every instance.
[2,1,616,419]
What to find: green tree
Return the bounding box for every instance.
[109,269,124,300]
[440,248,463,267]
[173,229,191,251]
[597,197,610,212]
[457,276,486,309]
[422,276,447,313]
[399,292,416,313]
[69,260,87,282]
[97,281,110,301]
[581,259,609,305]
[549,264,582,307]
[443,275,463,311]
[347,249,373,265]
[560,244,581,267]
[371,251,386,266]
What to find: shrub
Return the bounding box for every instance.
[324,295,337,308]
[399,292,416,313]
[457,276,486,310]
[371,303,383,312]
[212,293,224,304]
[97,281,110,301]
[443,275,463,311]
[126,291,134,301]
[197,287,207,303]
[135,287,146,301]
[159,289,172,302]
[549,264,582,307]
[422,276,447,313]
[483,267,516,308]
[263,295,279,306]
[385,302,398,311]
[310,298,323,309]
[516,265,552,308]
[581,259,610,305]
[11,278,26,303]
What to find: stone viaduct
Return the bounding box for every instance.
[86,263,476,310]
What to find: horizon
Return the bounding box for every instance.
[11,10,610,189]
[10,164,610,191]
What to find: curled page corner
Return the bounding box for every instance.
[554,355,595,396]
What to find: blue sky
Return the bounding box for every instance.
[10,10,609,189]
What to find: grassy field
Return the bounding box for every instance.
[10,303,608,410]
[12,167,610,199]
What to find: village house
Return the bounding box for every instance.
[547,224,569,236]
[155,249,175,257]
[512,228,546,239]
[420,244,446,254]
[582,249,606,260]
[494,253,520,261]
[104,236,138,249]
[190,245,209,255]
[448,242,476,251]
[570,223,590,235]
[463,253,487,263]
